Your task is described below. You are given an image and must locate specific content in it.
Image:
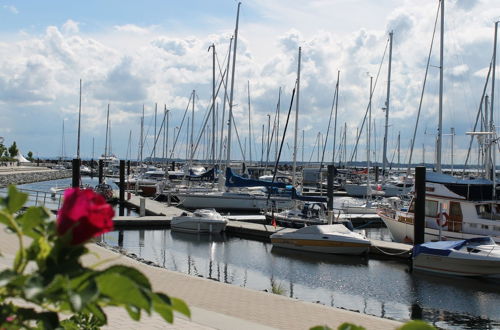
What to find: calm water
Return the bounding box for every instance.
[100,229,500,329]
[11,178,500,328]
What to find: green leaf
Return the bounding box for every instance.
[6,185,28,214]
[23,276,44,300]
[125,305,141,321]
[151,293,174,323]
[96,272,151,311]
[18,207,49,239]
[102,265,152,290]
[69,291,83,312]
[0,269,16,286]
[43,274,67,295]
[75,279,99,310]
[310,326,333,330]
[85,303,107,325]
[170,297,190,317]
[0,210,13,229]
[398,320,436,330]
[337,323,365,330]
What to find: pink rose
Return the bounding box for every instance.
[57,188,114,245]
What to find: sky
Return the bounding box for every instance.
[1,0,500,167]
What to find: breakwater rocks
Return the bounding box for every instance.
[0,169,72,188]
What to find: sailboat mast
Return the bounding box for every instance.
[104,104,110,159]
[140,105,144,163]
[211,44,216,165]
[154,103,157,159]
[292,46,301,186]
[491,21,498,195]
[367,76,373,199]
[77,79,82,159]
[436,0,444,173]
[191,90,195,163]
[247,80,252,164]
[382,32,393,180]
[226,2,241,168]
[332,70,340,164]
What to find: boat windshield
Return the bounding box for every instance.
[464,237,496,247]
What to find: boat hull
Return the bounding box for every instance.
[178,193,294,211]
[171,217,227,233]
[270,237,370,255]
[413,253,500,277]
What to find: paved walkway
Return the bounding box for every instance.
[0,224,402,329]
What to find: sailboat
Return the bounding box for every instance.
[378,3,500,244]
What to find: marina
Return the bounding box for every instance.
[5,176,500,329]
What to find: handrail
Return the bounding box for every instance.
[0,187,63,211]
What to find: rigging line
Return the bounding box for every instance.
[406,0,441,175]
[230,107,246,163]
[266,80,297,204]
[308,133,319,164]
[169,92,193,159]
[462,59,493,176]
[319,74,339,172]
[349,37,390,162]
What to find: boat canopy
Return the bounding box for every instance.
[188,167,217,181]
[413,237,496,258]
[291,188,327,202]
[426,172,496,201]
[225,167,288,188]
[426,172,492,185]
[296,224,351,235]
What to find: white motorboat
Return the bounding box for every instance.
[171,209,228,233]
[377,172,500,244]
[270,224,371,256]
[412,237,500,277]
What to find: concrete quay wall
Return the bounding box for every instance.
[0,168,72,188]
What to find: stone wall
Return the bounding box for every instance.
[0,170,72,188]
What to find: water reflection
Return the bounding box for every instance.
[100,229,500,329]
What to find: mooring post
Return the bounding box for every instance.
[119,160,125,216]
[414,166,426,245]
[127,160,131,176]
[327,165,335,225]
[72,158,80,188]
[139,198,146,217]
[98,160,104,184]
[374,165,379,183]
[90,158,94,178]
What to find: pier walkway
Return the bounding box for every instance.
[0,224,402,329]
[117,193,412,259]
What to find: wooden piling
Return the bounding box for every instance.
[119,160,125,216]
[72,158,80,188]
[414,166,426,245]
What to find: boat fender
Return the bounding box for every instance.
[435,212,449,227]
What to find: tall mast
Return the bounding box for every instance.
[292,46,301,186]
[382,32,393,180]
[211,44,216,165]
[247,80,252,164]
[165,105,169,165]
[104,104,110,159]
[436,0,444,173]
[491,21,498,195]
[140,105,144,163]
[226,2,241,168]
[276,87,281,162]
[332,70,340,164]
[367,76,373,199]
[191,90,195,162]
[154,103,157,159]
[77,79,82,159]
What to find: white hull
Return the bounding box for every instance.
[270,224,371,256]
[378,211,500,244]
[413,253,500,277]
[177,192,294,211]
[171,210,227,233]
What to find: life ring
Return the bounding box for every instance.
[435,212,449,227]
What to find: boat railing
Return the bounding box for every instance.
[0,187,63,211]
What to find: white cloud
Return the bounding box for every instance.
[3,5,18,14]
[62,20,80,34]
[113,24,151,34]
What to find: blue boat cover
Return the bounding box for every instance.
[413,240,465,258]
[225,167,288,188]
[426,171,492,185]
[291,188,328,202]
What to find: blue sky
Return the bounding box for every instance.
[1,0,500,167]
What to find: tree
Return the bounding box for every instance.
[27,151,34,161]
[8,141,18,158]
[0,143,5,158]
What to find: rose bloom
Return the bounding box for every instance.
[57,188,115,245]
